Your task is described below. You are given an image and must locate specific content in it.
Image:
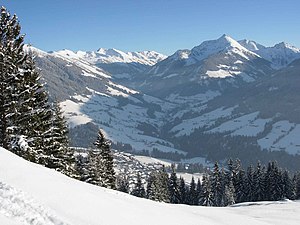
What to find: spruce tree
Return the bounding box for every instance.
[253,162,266,201]
[148,166,170,203]
[93,129,116,189]
[131,172,145,198]
[178,176,187,204]
[235,169,246,203]
[116,174,130,193]
[187,177,198,205]
[146,172,155,199]
[196,178,202,205]
[245,165,255,202]
[199,174,213,206]
[224,180,235,206]
[0,7,72,168]
[42,101,75,176]
[211,162,223,206]
[168,164,180,204]
[295,173,300,200]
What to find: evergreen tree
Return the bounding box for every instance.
[235,169,246,203]
[116,174,130,193]
[0,7,51,160]
[93,129,116,189]
[86,148,104,185]
[295,173,300,200]
[0,7,78,176]
[224,180,235,206]
[211,162,223,206]
[178,176,187,204]
[131,172,145,198]
[199,174,213,206]
[42,101,75,176]
[146,172,155,199]
[148,166,170,203]
[244,165,255,202]
[253,162,266,201]
[196,178,202,205]
[74,153,90,182]
[168,164,180,204]
[187,177,198,205]
[281,170,293,200]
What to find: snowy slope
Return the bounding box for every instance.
[140,35,273,98]
[76,48,167,66]
[239,40,300,69]
[1,148,300,225]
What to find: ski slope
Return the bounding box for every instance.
[0,148,300,225]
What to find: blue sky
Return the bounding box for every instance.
[2,0,300,55]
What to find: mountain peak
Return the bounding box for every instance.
[274,42,300,52]
[189,35,254,62]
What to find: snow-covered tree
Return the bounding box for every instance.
[253,161,266,201]
[187,177,198,205]
[224,180,236,206]
[148,166,170,203]
[92,129,116,189]
[199,174,213,206]
[41,102,75,176]
[178,176,187,204]
[116,174,130,193]
[211,162,223,206]
[131,172,145,198]
[168,164,180,204]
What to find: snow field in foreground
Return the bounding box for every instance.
[0,148,300,225]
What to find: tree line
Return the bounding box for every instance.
[116,160,300,206]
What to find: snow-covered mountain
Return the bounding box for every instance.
[26,35,300,171]
[239,40,300,69]
[1,147,300,225]
[138,35,274,97]
[51,47,167,84]
[26,46,186,156]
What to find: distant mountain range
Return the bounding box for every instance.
[25,35,300,170]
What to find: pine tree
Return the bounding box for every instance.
[148,166,170,203]
[74,153,90,182]
[131,172,145,198]
[199,174,213,206]
[253,162,266,201]
[146,172,155,199]
[42,102,75,176]
[224,180,235,206]
[86,148,104,185]
[244,165,255,202]
[295,173,300,200]
[178,176,187,204]
[187,177,198,205]
[211,162,223,206]
[168,164,180,204]
[235,169,246,203]
[93,129,116,189]
[116,174,130,193]
[0,7,25,150]
[0,7,71,170]
[281,170,293,200]
[196,178,202,205]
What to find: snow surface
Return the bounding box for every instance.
[58,48,167,66]
[1,148,300,225]
[239,39,300,69]
[171,106,236,137]
[208,112,270,137]
[190,34,259,63]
